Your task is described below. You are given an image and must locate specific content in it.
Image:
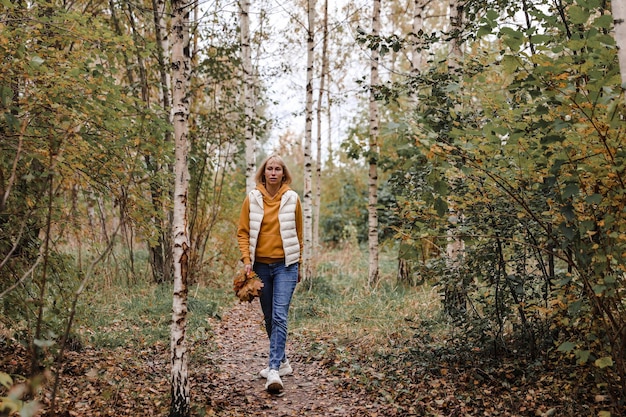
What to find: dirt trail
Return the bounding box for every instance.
[205,299,376,417]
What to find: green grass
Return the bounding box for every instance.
[72,244,444,364]
[76,281,231,350]
[290,245,446,358]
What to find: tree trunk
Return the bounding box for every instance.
[313,0,328,258]
[397,0,427,285]
[411,0,425,72]
[241,0,256,193]
[397,257,410,284]
[169,0,191,414]
[368,0,381,287]
[303,0,316,281]
[111,0,172,284]
[613,0,626,88]
[444,0,467,317]
[149,0,174,285]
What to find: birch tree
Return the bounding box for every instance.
[613,0,626,88]
[411,0,425,72]
[443,0,466,316]
[313,0,329,256]
[169,0,192,414]
[368,0,381,287]
[240,0,256,192]
[303,0,316,280]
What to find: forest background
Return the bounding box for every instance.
[1,0,626,415]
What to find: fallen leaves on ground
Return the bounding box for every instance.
[1,300,621,416]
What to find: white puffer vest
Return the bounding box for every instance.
[248,189,300,266]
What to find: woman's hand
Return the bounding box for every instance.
[244,263,252,276]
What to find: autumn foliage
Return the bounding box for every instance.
[233,270,264,302]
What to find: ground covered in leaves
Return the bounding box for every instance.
[1,299,621,416]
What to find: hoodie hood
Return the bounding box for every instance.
[256,183,291,200]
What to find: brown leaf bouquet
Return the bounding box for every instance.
[233,270,264,303]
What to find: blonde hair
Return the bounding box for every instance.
[255,154,293,186]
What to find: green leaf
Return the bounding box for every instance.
[531,34,552,45]
[433,180,448,195]
[0,85,13,107]
[563,183,579,198]
[593,14,613,29]
[569,5,590,24]
[595,357,613,368]
[500,55,519,74]
[541,135,565,144]
[558,341,576,352]
[568,299,582,314]
[561,204,576,222]
[585,194,602,204]
[434,197,448,217]
[477,25,492,38]
[575,350,590,364]
[4,112,19,130]
[500,27,524,51]
[592,284,606,295]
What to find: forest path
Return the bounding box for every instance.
[204,299,374,416]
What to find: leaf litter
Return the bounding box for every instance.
[1,299,618,416]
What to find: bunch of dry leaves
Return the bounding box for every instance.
[232,270,264,302]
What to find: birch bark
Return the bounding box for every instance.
[240,0,256,193]
[313,0,329,257]
[169,0,191,414]
[444,0,466,317]
[368,0,381,287]
[303,0,316,280]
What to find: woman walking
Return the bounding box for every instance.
[237,154,303,393]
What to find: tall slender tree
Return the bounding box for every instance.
[313,0,329,256]
[368,0,381,287]
[397,0,428,285]
[303,0,316,280]
[149,0,174,285]
[443,0,467,316]
[169,0,192,414]
[240,0,256,192]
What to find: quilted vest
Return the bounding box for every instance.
[248,189,300,266]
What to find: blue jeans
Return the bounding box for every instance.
[254,261,298,371]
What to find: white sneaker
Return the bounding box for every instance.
[265,369,283,393]
[259,359,293,378]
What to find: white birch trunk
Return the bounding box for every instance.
[169,0,191,415]
[368,0,381,287]
[444,0,466,315]
[240,0,256,193]
[313,0,329,255]
[613,0,626,88]
[303,0,316,280]
[411,0,424,72]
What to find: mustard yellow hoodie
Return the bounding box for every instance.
[237,184,303,265]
